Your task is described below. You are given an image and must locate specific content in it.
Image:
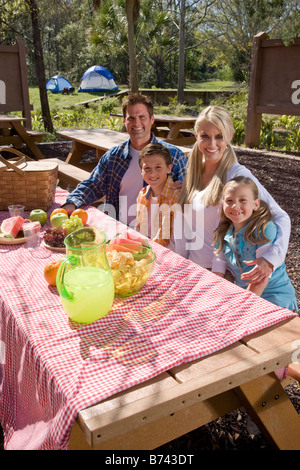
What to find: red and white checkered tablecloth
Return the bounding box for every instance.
[0,189,297,450]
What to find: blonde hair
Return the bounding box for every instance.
[179,106,237,208]
[213,176,273,253]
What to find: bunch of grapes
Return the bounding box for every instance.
[44,227,68,248]
[62,215,84,234]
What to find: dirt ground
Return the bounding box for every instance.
[0,141,299,451]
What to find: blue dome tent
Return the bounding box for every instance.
[78,66,118,92]
[46,75,74,94]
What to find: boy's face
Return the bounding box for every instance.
[140,154,172,196]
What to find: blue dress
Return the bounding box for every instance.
[218,221,298,312]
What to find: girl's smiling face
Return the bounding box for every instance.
[223,183,260,232]
[195,120,229,164]
[140,154,172,196]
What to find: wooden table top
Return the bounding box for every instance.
[153,114,197,123]
[56,128,128,150]
[56,128,192,155]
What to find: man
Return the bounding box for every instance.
[62,93,187,226]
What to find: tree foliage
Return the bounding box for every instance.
[0,0,299,89]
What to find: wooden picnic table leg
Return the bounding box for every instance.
[166,122,181,142]
[234,372,300,450]
[65,141,90,168]
[10,121,45,160]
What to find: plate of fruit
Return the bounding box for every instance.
[43,208,88,252]
[0,215,29,244]
[0,207,52,244]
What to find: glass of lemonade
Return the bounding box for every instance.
[56,227,115,323]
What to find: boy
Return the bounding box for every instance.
[61,94,187,227]
[135,143,181,249]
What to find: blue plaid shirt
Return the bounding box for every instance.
[66,134,187,220]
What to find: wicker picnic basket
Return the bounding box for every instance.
[0,147,58,211]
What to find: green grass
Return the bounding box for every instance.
[29,81,237,113]
[26,82,300,153]
[27,80,239,140]
[29,87,122,113]
[185,80,236,90]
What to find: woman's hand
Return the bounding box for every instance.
[241,257,273,285]
[173,180,182,191]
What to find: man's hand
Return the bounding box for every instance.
[61,203,76,216]
[241,257,273,285]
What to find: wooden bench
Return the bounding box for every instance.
[0,129,47,149]
[155,126,195,142]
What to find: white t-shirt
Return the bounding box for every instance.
[119,146,143,227]
[173,188,222,268]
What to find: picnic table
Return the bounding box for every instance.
[69,319,300,450]
[0,114,45,160]
[56,128,191,173]
[113,113,197,146]
[151,114,196,145]
[0,189,299,450]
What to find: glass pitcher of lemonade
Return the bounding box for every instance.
[57,227,115,323]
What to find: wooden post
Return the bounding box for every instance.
[16,39,32,129]
[0,39,33,127]
[245,32,269,148]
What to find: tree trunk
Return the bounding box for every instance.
[177,0,186,104]
[156,59,166,88]
[26,0,53,133]
[126,0,139,93]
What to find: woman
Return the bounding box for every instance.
[174,106,291,287]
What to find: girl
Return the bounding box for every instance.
[212,176,298,311]
[212,176,299,381]
[174,106,291,289]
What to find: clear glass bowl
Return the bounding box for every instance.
[107,248,156,297]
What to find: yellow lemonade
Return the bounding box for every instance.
[61,266,114,323]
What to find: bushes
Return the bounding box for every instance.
[30,85,300,153]
[31,95,123,140]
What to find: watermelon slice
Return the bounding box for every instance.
[106,244,137,254]
[109,238,142,251]
[122,230,150,247]
[1,216,25,238]
[110,236,142,246]
[109,230,151,247]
